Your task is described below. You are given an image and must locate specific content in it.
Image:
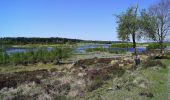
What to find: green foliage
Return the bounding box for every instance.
[34,48,49,63]
[85,46,127,54]
[52,47,73,64]
[116,6,140,55]
[0,47,73,65]
[10,52,24,65]
[116,6,157,55]
[110,43,133,48]
[85,47,107,52]
[0,52,9,64]
[142,58,166,68]
[0,37,114,45]
[140,9,157,40]
[146,43,167,50]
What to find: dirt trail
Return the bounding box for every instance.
[168,66,170,100]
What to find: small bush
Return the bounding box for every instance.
[86,79,103,92]
[52,47,73,64]
[142,59,166,68]
[85,47,126,54]
[85,47,107,52]
[0,52,9,64]
[110,43,133,48]
[146,43,167,50]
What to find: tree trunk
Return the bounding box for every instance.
[132,33,137,56]
[132,33,137,71]
[160,18,164,54]
[160,30,163,54]
[160,40,163,54]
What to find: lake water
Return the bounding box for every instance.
[76,44,146,53]
[4,44,146,54]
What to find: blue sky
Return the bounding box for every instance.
[0,0,157,41]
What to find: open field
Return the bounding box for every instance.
[0,50,170,100]
[1,0,170,99]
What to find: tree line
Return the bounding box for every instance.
[0,37,120,45]
[0,37,83,45]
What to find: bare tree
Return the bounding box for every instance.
[149,0,170,53]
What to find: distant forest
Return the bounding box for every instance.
[0,37,120,45]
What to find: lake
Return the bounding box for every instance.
[4,44,146,54]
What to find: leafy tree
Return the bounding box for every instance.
[116,5,158,55]
[139,9,157,40]
[116,5,140,55]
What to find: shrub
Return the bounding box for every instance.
[24,51,35,64]
[146,43,167,50]
[34,47,49,63]
[85,47,126,54]
[0,47,73,65]
[110,43,133,48]
[0,52,9,65]
[86,79,103,92]
[10,52,24,65]
[142,59,166,68]
[85,47,107,52]
[52,47,73,64]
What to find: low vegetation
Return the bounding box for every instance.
[0,47,73,65]
[110,43,133,48]
[85,47,126,54]
[142,57,166,68]
[85,47,107,53]
[146,43,167,51]
[80,54,170,100]
[0,50,170,100]
[0,0,169,99]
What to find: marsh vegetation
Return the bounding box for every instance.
[0,0,170,100]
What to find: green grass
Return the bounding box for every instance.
[0,63,56,74]
[165,43,170,46]
[140,68,168,100]
[7,44,77,50]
